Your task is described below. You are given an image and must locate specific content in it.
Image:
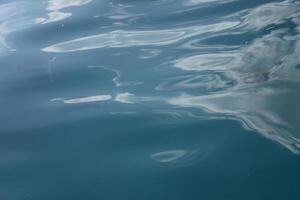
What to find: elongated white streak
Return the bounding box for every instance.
[62,95,112,104]
[42,21,239,52]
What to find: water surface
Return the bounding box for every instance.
[1,0,300,199]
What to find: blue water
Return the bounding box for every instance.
[1,0,300,199]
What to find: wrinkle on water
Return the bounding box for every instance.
[37,0,300,153]
[1,0,300,200]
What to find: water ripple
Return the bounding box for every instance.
[2,0,300,198]
[42,21,239,52]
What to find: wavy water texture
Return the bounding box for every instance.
[36,0,93,24]
[42,21,238,52]
[1,0,300,199]
[165,0,300,153]
[1,0,300,153]
[40,0,300,153]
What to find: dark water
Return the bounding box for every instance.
[1,0,300,199]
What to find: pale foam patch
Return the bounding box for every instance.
[115,93,135,104]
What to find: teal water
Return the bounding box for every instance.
[1,0,300,199]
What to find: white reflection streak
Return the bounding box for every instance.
[36,0,92,24]
[0,2,30,53]
[42,21,239,52]
[174,53,241,71]
[52,93,160,105]
[184,0,237,6]
[36,12,72,24]
[47,0,93,11]
[151,150,187,163]
[52,95,112,104]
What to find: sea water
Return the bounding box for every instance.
[1,0,300,199]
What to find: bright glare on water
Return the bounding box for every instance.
[1,0,300,199]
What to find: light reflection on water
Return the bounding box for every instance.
[1,0,300,199]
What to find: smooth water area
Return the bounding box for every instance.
[1,0,300,199]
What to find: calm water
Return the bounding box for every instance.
[1,0,300,199]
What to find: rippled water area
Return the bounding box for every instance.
[1,0,300,199]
